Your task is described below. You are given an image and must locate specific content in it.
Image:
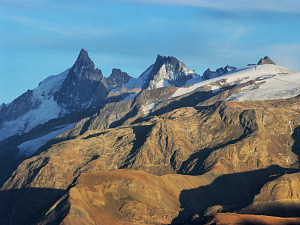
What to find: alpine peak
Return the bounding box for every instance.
[140,55,197,90]
[69,49,103,81]
[74,49,93,68]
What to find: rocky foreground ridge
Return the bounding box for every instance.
[0,51,300,224]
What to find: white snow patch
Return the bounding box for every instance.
[147,63,196,90]
[185,75,203,86]
[227,72,300,101]
[142,102,156,115]
[36,69,69,96]
[0,97,61,141]
[210,85,220,93]
[0,70,68,141]
[155,79,172,88]
[123,65,154,90]
[171,64,295,99]
[17,123,76,157]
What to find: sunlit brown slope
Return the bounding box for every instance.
[1,87,300,224]
[41,168,300,225]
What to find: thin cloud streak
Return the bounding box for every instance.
[118,0,300,13]
[0,13,118,38]
[1,0,300,103]
[1,0,299,13]
[0,0,88,12]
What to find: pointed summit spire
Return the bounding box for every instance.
[74,48,93,68]
[153,55,180,68]
[54,48,107,111]
[78,48,89,59]
[68,48,103,81]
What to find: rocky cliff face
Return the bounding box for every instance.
[0,49,132,141]
[1,86,300,224]
[141,55,197,89]
[0,90,39,125]
[54,49,109,112]
[0,51,200,143]
[105,68,131,89]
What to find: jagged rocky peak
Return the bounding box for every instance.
[105,68,131,89]
[142,54,197,89]
[75,49,92,67]
[54,49,108,112]
[68,48,103,81]
[257,56,276,65]
[202,65,236,80]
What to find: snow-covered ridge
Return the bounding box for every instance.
[36,69,69,96]
[147,61,196,90]
[0,70,69,141]
[122,65,154,91]
[227,71,300,101]
[2,53,298,145]
[172,64,297,101]
[120,55,198,92]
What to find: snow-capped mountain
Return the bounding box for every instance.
[0,49,129,141]
[1,52,299,147]
[0,69,68,141]
[2,50,300,225]
[172,63,299,101]
[143,55,198,89]
[122,55,198,91]
[0,51,199,142]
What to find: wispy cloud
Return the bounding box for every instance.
[0,0,89,12]
[0,12,117,38]
[117,0,300,13]
[2,0,299,14]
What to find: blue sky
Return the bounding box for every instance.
[1,0,300,103]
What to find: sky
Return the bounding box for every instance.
[1,0,300,103]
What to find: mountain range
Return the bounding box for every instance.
[1,49,300,225]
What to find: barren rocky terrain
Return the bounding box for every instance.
[1,52,300,224]
[1,86,300,224]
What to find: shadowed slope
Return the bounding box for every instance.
[0,187,66,225]
[173,166,300,224]
[207,213,300,225]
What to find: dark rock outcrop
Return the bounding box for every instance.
[257,56,276,65]
[105,68,131,89]
[0,90,40,125]
[54,49,109,112]
[202,65,236,80]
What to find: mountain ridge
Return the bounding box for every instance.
[1,50,300,224]
[0,50,201,142]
